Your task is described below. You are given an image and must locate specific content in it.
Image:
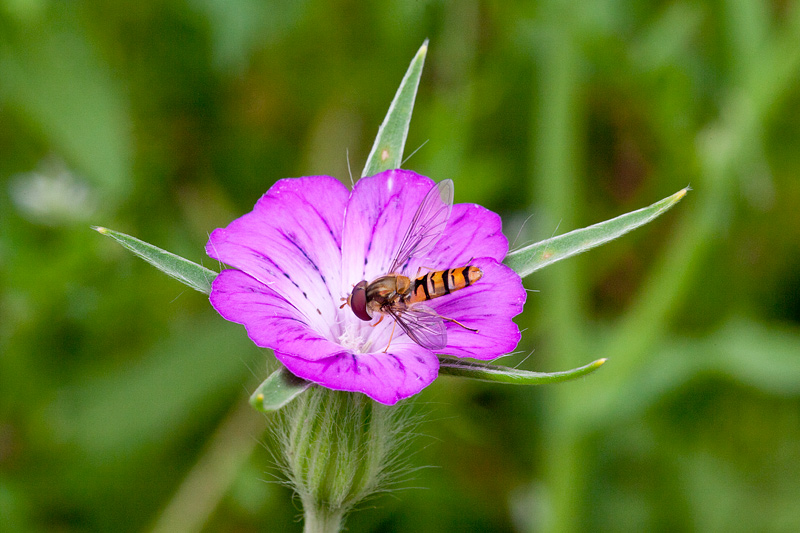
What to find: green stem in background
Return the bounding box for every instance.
[528,23,587,533]
[149,400,264,533]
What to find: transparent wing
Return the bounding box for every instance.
[385,303,447,351]
[388,179,454,274]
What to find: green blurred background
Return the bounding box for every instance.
[2,1,800,531]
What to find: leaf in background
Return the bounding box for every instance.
[595,318,800,425]
[361,40,428,177]
[437,356,606,385]
[190,0,306,73]
[94,227,217,294]
[250,367,312,412]
[49,317,258,457]
[505,187,689,278]
[0,10,132,203]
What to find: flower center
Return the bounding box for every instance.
[338,322,373,354]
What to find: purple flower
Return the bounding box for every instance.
[206,170,525,405]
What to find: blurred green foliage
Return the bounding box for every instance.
[2,1,800,532]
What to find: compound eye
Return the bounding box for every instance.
[348,280,372,321]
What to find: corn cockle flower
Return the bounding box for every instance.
[89,39,684,533]
[206,169,525,405]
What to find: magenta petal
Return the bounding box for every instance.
[210,269,345,361]
[206,176,349,321]
[432,257,526,360]
[341,170,436,285]
[426,203,508,268]
[276,343,440,405]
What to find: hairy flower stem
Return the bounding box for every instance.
[279,387,404,532]
[302,506,344,533]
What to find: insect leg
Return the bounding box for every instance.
[383,319,397,353]
[422,306,479,333]
[442,316,479,333]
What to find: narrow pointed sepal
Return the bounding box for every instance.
[249,367,312,412]
[361,40,428,177]
[504,188,689,278]
[437,356,607,385]
[93,226,217,294]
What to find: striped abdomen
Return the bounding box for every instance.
[407,266,482,304]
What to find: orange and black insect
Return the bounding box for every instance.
[343,179,481,351]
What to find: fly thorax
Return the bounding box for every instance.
[366,276,398,303]
[394,275,412,295]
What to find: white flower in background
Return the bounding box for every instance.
[9,157,97,226]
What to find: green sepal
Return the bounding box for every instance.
[361,40,428,177]
[504,188,689,278]
[93,226,217,294]
[249,367,312,412]
[437,356,607,385]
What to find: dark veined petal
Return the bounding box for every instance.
[211,269,441,404]
[206,176,349,326]
[275,341,440,405]
[210,269,347,361]
[407,203,508,274]
[341,170,436,285]
[430,257,526,360]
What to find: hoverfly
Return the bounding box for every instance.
[342,179,481,351]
